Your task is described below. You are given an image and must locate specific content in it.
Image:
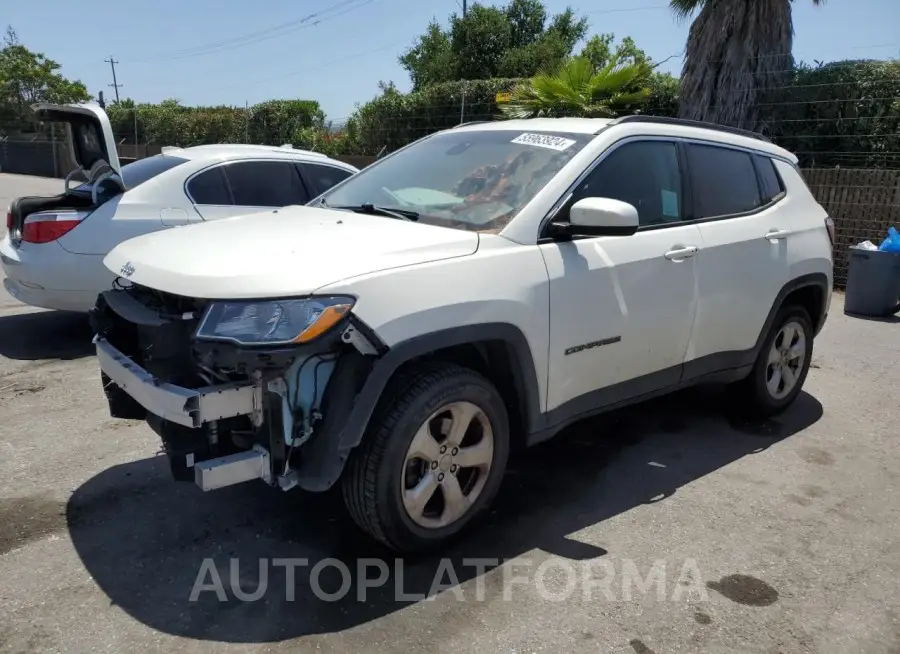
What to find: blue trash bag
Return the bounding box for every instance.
[879,226,900,253]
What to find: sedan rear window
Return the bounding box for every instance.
[75,154,189,192]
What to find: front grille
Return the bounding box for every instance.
[122,282,209,318]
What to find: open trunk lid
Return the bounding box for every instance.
[31,102,122,179]
[5,104,123,246]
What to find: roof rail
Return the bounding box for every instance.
[609,115,772,143]
[454,121,493,128]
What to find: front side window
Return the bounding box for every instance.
[568,140,683,227]
[318,129,593,232]
[688,144,761,218]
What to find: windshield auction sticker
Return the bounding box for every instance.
[511,133,577,151]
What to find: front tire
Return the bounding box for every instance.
[342,362,510,553]
[730,304,814,418]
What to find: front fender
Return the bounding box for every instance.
[292,322,543,492]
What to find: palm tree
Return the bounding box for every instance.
[672,0,825,131]
[500,55,651,119]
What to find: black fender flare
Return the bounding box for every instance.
[755,272,831,347]
[293,322,543,492]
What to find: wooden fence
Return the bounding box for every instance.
[801,168,900,287]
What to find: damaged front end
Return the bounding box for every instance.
[90,283,386,493]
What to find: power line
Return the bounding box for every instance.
[105,56,122,102]
[126,0,376,63]
[585,4,669,14]
[206,42,404,92]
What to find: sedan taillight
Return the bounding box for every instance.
[21,210,90,244]
[825,216,835,246]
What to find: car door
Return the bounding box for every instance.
[187,159,312,221]
[298,162,355,197]
[684,143,791,373]
[539,138,702,414]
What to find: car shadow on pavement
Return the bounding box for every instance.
[0,310,93,360]
[66,386,822,644]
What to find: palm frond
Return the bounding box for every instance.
[501,54,652,119]
[669,0,704,21]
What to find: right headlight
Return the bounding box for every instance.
[195,296,355,346]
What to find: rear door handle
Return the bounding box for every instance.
[664,245,698,261]
[765,229,790,241]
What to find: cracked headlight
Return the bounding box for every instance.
[195,296,355,346]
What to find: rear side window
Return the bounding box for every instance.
[300,163,353,195]
[687,144,761,218]
[754,155,784,204]
[224,161,310,207]
[187,166,231,205]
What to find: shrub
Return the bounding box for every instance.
[767,59,900,168]
[351,78,520,154]
[105,98,325,148]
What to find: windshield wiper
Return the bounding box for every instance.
[327,202,419,222]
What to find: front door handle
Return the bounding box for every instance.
[664,245,698,261]
[765,229,790,241]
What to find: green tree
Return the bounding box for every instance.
[399,0,588,90]
[500,55,651,119]
[581,34,651,69]
[670,0,826,130]
[398,21,455,89]
[0,27,91,125]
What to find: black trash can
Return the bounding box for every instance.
[843,248,900,317]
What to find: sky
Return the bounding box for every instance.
[4,0,899,123]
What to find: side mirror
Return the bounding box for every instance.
[551,197,639,238]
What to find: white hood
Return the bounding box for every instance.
[103,206,479,299]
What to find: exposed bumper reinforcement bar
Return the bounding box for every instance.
[94,336,259,428]
[194,445,271,491]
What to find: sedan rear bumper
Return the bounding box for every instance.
[1,234,105,312]
[94,336,261,428]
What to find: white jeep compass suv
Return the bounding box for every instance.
[91,115,834,552]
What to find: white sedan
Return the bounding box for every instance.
[1,102,358,312]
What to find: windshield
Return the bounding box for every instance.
[74,154,189,193]
[318,129,592,232]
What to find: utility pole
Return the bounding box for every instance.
[462,0,467,15]
[105,56,122,103]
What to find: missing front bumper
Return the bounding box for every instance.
[94,336,261,428]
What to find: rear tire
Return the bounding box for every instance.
[342,362,510,554]
[729,304,814,418]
